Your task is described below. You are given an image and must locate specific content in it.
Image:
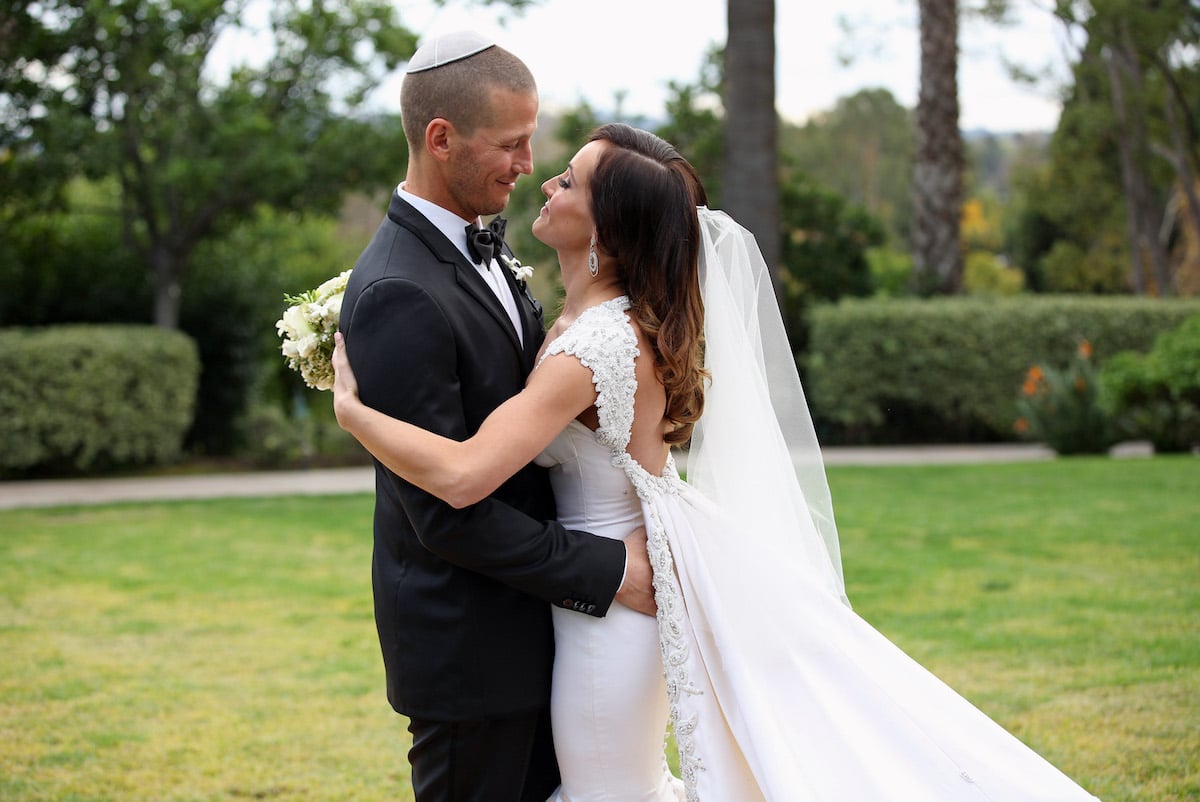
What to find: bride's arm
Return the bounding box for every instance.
[333,332,595,509]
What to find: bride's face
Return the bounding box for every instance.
[532,139,608,255]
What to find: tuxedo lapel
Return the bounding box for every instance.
[453,262,524,358]
[387,195,525,361]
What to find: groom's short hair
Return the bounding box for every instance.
[401,45,537,150]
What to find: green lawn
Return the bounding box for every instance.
[1,456,1196,801]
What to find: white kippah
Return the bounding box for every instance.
[406,30,495,73]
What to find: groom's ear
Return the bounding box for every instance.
[425,118,455,163]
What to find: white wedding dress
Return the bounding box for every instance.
[536,293,1101,802]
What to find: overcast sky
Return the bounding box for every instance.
[215,0,1073,133]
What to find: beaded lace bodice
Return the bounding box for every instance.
[537,296,681,499]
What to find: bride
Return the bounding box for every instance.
[332,123,1101,801]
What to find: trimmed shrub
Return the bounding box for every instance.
[0,325,199,473]
[1099,314,1200,453]
[806,295,1200,443]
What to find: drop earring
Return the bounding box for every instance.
[588,235,599,278]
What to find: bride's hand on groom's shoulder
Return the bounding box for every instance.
[616,527,657,617]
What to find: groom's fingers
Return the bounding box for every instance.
[615,527,657,617]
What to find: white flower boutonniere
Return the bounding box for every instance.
[500,254,534,283]
[276,268,352,391]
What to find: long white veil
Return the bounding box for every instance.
[649,208,1102,802]
[685,207,848,605]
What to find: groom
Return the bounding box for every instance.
[338,32,655,802]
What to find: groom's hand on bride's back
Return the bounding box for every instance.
[616,528,656,616]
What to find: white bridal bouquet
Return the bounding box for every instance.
[276,269,351,391]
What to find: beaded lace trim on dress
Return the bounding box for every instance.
[539,296,702,800]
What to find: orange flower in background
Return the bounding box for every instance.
[1022,365,1045,396]
[1014,340,1113,454]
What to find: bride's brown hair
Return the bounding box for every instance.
[587,123,708,445]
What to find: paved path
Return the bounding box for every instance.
[0,466,380,510]
[0,443,1092,511]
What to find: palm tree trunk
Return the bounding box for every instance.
[912,0,964,295]
[723,0,781,296]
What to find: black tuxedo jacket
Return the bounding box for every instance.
[339,192,627,721]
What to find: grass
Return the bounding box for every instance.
[0,456,1196,801]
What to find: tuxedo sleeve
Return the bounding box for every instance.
[344,276,626,617]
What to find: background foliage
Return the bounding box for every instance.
[1100,313,1200,452]
[806,295,1200,443]
[0,180,369,459]
[0,325,199,473]
[0,0,415,327]
[1,0,1198,469]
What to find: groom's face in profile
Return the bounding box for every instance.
[444,85,538,220]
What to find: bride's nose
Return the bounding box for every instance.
[540,176,555,199]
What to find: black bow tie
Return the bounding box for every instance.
[466,217,507,265]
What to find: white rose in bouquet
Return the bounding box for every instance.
[276,269,352,391]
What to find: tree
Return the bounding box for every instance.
[777,178,885,351]
[912,0,965,294]
[723,0,781,293]
[782,88,915,247]
[1016,0,1200,296]
[1012,61,1132,294]
[1,0,416,328]
[1053,0,1199,295]
[833,0,1018,293]
[656,46,725,204]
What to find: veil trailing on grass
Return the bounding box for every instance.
[685,206,848,605]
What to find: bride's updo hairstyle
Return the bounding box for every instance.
[587,123,708,445]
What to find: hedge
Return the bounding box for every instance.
[805,295,1200,443]
[0,325,200,473]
